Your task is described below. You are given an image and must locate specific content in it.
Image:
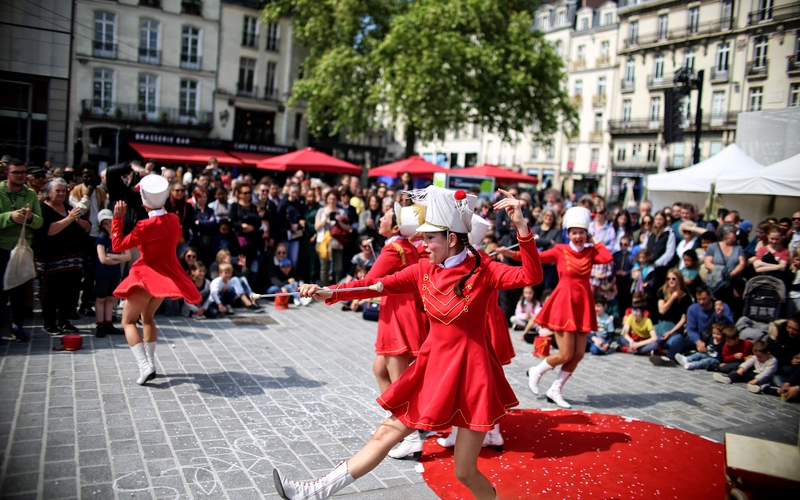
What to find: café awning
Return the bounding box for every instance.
[128,143,242,165]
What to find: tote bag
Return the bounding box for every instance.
[4,222,36,290]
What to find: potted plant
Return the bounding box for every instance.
[115,107,123,119]
[140,112,148,121]
[160,110,169,122]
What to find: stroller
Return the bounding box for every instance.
[736,276,786,342]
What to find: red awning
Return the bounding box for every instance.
[458,165,538,184]
[128,143,242,166]
[229,151,277,166]
[368,156,450,178]
[256,147,363,175]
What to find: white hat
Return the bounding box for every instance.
[408,186,478,234]
[97,209,113,223]
[469,214,491,247]
[563,206,592,231]
[138,174,170,209]
[394,202,425,237]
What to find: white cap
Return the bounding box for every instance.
[563,206,592,231]
[97,209,113,223]
[408,186,478,234]
[138,174,170,209]
[394,202,425,237]
[469,214,491,248]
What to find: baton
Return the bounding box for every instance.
[489,243,519,257]
[250,282,384,302]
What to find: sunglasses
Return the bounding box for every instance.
[186,254,197,259]
[240,191,251,195]
[793,218,800,221]
[31,173,46,179]
[683,230,693,234]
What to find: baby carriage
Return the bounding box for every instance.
[736,276,786,342]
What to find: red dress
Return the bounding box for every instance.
[369,237,428,356]
[480,251,515,365]
[112,214,202,304]
[534,243,612,333]
[327,231,542,431]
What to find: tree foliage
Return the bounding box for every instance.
[263,0,578,156]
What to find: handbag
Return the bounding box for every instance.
[4,221,36,290]
[362,300,380,321]
[330,218,353,246]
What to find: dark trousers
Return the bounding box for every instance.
[0,249,28,328]
[79,235,96,309]
[41,270,82,326]
[728,368,757,384]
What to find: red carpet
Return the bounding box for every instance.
[420,409,725,499]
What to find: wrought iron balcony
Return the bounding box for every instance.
[746,59,769,79]
[621,78,635,92]
[647,73,675,89]
[92,41,117,59]
[138,47,161,65]
[180,54,201,71]
[788,56,800,75]
[747,2,800,25]
[592,94,606,107]
[613,157,658,169]
[569,95,583,107]
[622,18,735,49]
[80,100,213,128]
[608,118,662,134]
[235,84,282,102]
[710,67,730,82]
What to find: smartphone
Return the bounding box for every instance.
[329,212,338,222]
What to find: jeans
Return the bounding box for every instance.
[0,248,28,328]
[665,334,695,360]
[281,239,300,269]
[684,352,720,370]
[229,276,252,297]
[587,333,612,355]
[267,282,300,301]
[319,249,343,286]
[728,368,758,384]
[617,336,658,355]
[217,288,236,308]
[774,364,797,386]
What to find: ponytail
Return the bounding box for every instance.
[454,233,480,297]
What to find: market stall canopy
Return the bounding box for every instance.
[255,147,362,175]
[128,143,242,166]
[647,144,763,193]
[716,152,800,196]
[367,156,450,178]
[457,165,538,184]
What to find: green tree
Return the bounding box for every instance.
[263,0,577,158]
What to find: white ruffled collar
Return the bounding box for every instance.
[148,209,165,218]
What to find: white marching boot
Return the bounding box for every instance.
[526,361,553,395]
[482,425,504,451]
[273,461,355,500]
[131,343,155,385]
[545,370,573,409]
[144,341,157,377]
[388,430,423,460]
[436,427,458,448]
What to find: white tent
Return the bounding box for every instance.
[716,152,800,223]
[645,144,764,211]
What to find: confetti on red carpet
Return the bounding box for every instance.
[420,409,726,499]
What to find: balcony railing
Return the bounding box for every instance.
[92,41,117,59]
[138,47,161,65]
[596,55,611,67]
[180,54,201,70]
[571,59,586,71]
[608,118,662,134]
[592,94,607,107]
[589,130,603,143]
[569,95,583,107]
[788,56,800,74]
[747,59,769,79]
[710,67,729,82]
[80,100,213,128]
[263,86,280,101]
[621,78,635,92]
[613,158,659,169]
[181,1,202,16]
[622,18,734,49]
[647,73,675,89]
[747,2,800,25]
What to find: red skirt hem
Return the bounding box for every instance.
[378,397,519,432]
[114,281,201,303]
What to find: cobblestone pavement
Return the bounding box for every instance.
[1,303,798,499]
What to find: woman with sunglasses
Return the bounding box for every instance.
[230,183,263,274]
[655,268,693,356]
[164,182,195,256]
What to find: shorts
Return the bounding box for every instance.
[95,277,120,299]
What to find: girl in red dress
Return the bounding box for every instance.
[273,187,541,500]
[526,206,612,408]
[112,175,202,385]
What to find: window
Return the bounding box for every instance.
[716,42,730,72]
[179,80,198,117]
[658,14,668,40]
[472,124,480,138]
[680,95,691,123]
[647,143,658,163]
[790,83,800,107]
[242,16,258,48]
[600,41,609,58]
[721,1,733,27]
[622,99,632,122]
[631,143,642,161]
[650,96,661,121]
[712,91,726,117]
[688,8,699,34]
[616,144,626,162]
[555,40,563,57]
[684,49,695,72]
[139,19,159,64]
[546,141,555,160]
[654,54,664,80]
[294,113,303,141]
[710,142,723,156]
[181,0,202,16]
[465,153,478,166]
[594,113,603,132]
[577,45,586,61]
[265,61,278,100]
[450,153,459,168]
[568,147,576,163]
[591,148,599,164]
[92,69,113,110]
[540,13,550,30]
[181,27,201,70]
[574,80,583,96]
[757,0,774,22]
[673,143,685,167]
[265,22,279,51]
[629,21,639,45]
[238,58,256,94]
[580,18,589,31]
[604,13,613,25]
[598,77,606,96]
[530,143,539,161]
[749,87,763,111]
[94,12,116,58]
[753,37,768,67]
[625,59,635,83]
[558,11,566,26]
[138,74,157,116]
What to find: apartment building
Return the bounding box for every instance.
[0,0,72,166]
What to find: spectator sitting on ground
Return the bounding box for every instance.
[209,248,248,282]
[511,286,540,331]
[655,267,693,349]
[600,282,622,328]
[588,295,615,355]
[696,230,718,263]
[675,322,726,370]
[714,341,777,387]
[665,285,734,361]
[267,258,312,307]
[183,262,217,319]
[717,325,754,374]
[766,314,800,385]
[209,262,260,315]
[348,236,376,276]
[617,293,659,355]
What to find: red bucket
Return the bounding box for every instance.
[533,336,551,358]
[275,295,290,310]
[61,334,83,351]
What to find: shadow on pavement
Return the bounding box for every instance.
[149,367,325,396]
[571,391,703,409]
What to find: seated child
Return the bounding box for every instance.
[675,322,726,370]
[600,282,621,328]
[522,289,552,343]
[716,325,753,374]
[511,286,541,330]
[209,263,259,316]
[617,293,659,355]
[182,262,218,319]
[341,265,370,311]
[267,258,312,307]
[713,341,778,386]
[588,295,615,355]
[209,248,250,283]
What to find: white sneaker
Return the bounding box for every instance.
[388,431,423,460]
[436,427,458,448]
[300,297,313,307]
[274,461,354,500]
[545,387,572,409]
[746,384,764,394]
[293,298,302,306]
[713,373,732,384]
[674,353,689,369]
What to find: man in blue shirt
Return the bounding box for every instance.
[671,285,734,358]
